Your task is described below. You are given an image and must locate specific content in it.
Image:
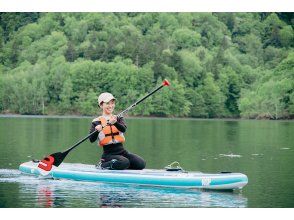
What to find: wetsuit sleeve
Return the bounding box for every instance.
[89,121,100,143]
[114,117,127,133]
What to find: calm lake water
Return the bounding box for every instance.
[0,116,293,208]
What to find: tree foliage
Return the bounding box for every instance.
[0,12,293,119]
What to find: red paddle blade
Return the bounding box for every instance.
[162,79,170,86]
[38,155,55,172]
[37,151,68,174]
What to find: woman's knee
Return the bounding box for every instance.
[136,159,146,170]
[130,157,146,170]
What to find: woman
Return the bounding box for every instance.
[89,92,146,170]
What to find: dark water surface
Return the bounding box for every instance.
[0,116,293,207]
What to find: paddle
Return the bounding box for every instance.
[37,79,170,174]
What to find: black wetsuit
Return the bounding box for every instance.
[89,117,146,170]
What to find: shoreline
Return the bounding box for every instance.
[0,113,293,121]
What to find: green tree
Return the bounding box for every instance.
[0,12,40,42]
[172,28,201,50]
[279,25,294,48]
[239,89,259,119]
[0,26,4,64]
[236,34,263,67]
[191,13,226,49]
[186,88,208,118]
[262,13,285,47]
[263,46,287,69]
[47,56,70,103]
[1,71,47,114]
[177,50,203,87]
[0,75,4,111]
[239,52,294,119]
[218,67,242,117]
[59,78,73,114]
[151,77,173,116]
[76,89,98,115]
[169,79,192,117]
[158,13,179,34]
[19,31,68,64]
[259,80,290,119]
[200,73,225,118]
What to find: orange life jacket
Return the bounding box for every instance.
[93,116,125,147]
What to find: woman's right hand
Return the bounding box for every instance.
[95,125,103,132]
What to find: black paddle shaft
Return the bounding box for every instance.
[46,80,169,167]
[62,130,98,155]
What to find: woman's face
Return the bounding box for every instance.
[101,99,115,115]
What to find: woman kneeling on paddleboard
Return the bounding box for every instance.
[89,92,146,170]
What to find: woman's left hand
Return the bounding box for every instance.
[109,115,117,124]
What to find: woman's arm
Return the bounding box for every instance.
[89,121,100,143]
[113,117,127,133]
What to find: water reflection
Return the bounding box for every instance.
[30,181,248,208]
[37,186,54,208]
[1,169,247,208]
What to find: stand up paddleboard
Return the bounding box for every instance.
[19,161,248,190]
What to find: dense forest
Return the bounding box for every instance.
[0,12,293,119]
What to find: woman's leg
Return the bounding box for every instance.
[100,154,130,170]
[123,152,146,170]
